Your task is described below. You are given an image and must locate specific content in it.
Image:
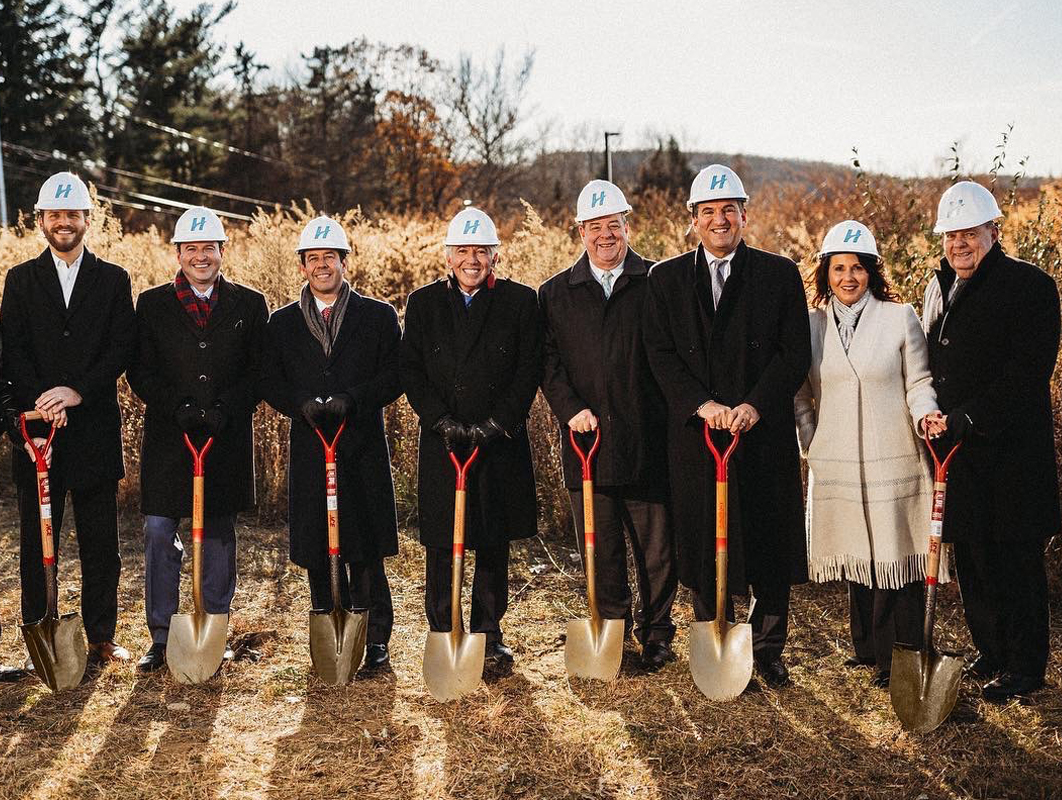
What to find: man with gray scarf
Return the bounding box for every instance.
[261,216,403,673]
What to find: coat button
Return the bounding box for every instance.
[938,376,947,384]
[63,330,71,337]
[941,338,949,346]
[199,374,208,382]
[199,341,207,349]
[323,370,331,377]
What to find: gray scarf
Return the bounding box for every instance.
[300,280,352,358]
[831,292,870,352]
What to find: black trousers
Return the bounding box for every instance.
[18,474,121,644]
[569,487,676,645]
[425,543,509,645]
[690,576,790,663]
[954,537,1049,679]
[307,558,394,646]
[848,580,923,671]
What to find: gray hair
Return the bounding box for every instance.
[445,244,499,261]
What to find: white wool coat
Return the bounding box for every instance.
[794,297,948,589]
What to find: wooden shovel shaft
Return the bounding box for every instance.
[715,479,728,623]
[923,481,946,649]
[192,475,205,616]
[583,478,600,625]
[450,488,467,645]
[326,459,342,610]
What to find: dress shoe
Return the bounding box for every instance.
[640,641,676,672]
[982,672,1044,703]
[964,654,1000,680]
[755,658,790,688]
[843,655,875,669]
[0,664,32,682]
[223,645,235,662]
[88,642,131,664]
[363,643,390,671]
[137,643,167,674]
[484,641,514,666]
[873,671,891,688]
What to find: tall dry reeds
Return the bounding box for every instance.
[1,174,1060,538]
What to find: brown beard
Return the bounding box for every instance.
[42,225,86,254]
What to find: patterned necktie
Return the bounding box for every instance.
[322,305,333,324]
[601,271,614,300]
[712,259,728,308]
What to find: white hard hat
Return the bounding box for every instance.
[819,220,879,259]
[575,179,633,222]
[35,172,92,211]
[172,206,228,243]
[933,181,1003,233]
[686,164,748,211]
[444,207,500,246]
[296,216,350,253]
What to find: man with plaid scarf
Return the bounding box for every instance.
[127,207,268,674]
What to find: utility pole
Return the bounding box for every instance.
[604,131,620,183]
[0,114,9,227]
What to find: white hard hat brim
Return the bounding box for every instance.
[575,205,633,224]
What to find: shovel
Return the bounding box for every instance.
[890,434,964,733]
[167,433,228,685]
[689,424,753,700]
[18,410,87,692]
[308,419,367,684]
[423,445,485,701]
[565,427,624,680]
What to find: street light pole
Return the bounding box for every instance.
[0,115,9,227]
[604,131,620,183]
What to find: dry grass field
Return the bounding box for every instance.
[0,175,1061,798]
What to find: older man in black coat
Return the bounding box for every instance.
[2,172,136,666]
[540,180,676,671]
[401,207,542,667]
[923,181,1060,702]
[127,207,268,672]
[644,165,810,687]
[261,216,402,673]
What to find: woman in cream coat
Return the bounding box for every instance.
[795,221,946,686]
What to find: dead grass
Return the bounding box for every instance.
[1,505,1059,800]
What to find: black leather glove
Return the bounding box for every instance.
[322,393,353,423]
[469,417,506,448]
[203,401,227,436]
[174,400,206,433]
[432,415,470,451]
[946,408,975,443]
[300,397,329,429]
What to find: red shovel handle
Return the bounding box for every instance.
[569,426,601,482]
[19,411,57,471]
[448,445,481,492]
[314,419,347,464]
[923,432,961,482]
[703,422,740,482]
[183,433,215,476]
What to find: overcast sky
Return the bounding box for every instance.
[169,0,1062,177]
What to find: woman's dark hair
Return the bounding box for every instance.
[812,251,896,306]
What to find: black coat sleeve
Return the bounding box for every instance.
[215,291,268,418]
[490,288,543,434]
[67,269,136,405]
[127,293,185,417]
[743,264,812,421]
[1,269,45,406]
[538,284,587,427]
[400,291,451,428]
[346,302,402,415]
[643,267,712,417]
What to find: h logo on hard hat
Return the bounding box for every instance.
[54,183,73,199]
[463,219,480,235]
[190,216,207,232]
[709,174,728,191]
[590,191,607,208]
[843,228,861,244]
[314,225,330,240]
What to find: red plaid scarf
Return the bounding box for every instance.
[174,270,219,329]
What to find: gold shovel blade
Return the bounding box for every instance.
[423,630,486,702]
[689,619,753,700]
[21,612,87,692]
[166,611,229,685]
[565,618,625,681]
[309,608,367,685]
[889,644,963,733]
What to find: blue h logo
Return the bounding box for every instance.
[463,219,480,235]
[709,174,727,191]
[314,225,330,240]
[590,190,606,208]
[190,216,207,232]
[843,228,861,244]
[54,183,72,199]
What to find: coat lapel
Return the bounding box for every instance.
[457,278,494,362]
[203,275,239,335]
[713,241,747,321]
[327,291,364,365]
[65,249,100,318]
[33,249,69,315]
[843,295,882,376]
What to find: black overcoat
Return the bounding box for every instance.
[539,249,668,492]
[261,292,401,570]
[127,276,267,518]
[400,276,542,549]
[643,242,810,593]
[1,248,135,487]
[926,242,1061,544]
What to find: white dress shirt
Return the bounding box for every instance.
[589,258,625,298]
[52,249,84,307]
